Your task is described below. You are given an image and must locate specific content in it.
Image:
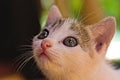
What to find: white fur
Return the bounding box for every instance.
[33,18,120,80]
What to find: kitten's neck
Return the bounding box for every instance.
[46,61,119,80]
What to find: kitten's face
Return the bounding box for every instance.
[32,5,115,78]
[33,19,90,73]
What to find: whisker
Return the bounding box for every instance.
[75,8,82,21]
[48,49,62,58]
[13,51,33,71]
[13,53,28,65]
[20,45,32,47]
[18,45,32,51]
[49,48,83,73]
[13,51,33,63]
[17,55,34,72]
[18,48,32,51]
[79,7,103,24]
[75,14,103,28]
[82,13,103,24]
[71,10,78,21]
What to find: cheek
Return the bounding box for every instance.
[64,46,85,57]
[32,40,43,58]
[33,40,42,49]
[63,47,91,66]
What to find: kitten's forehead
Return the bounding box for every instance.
[47,18,76,31]
[45,18,77,38]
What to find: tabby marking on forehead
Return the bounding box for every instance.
[47,18,76,32]
[48,19,65,31]
[70,23,90,49]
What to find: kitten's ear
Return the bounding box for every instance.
[45,5,62,26]
[89,17,116,54]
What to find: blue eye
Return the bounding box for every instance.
[63,36,78,47]
[37,29,49,39]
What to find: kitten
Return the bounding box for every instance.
[32,5,120,80]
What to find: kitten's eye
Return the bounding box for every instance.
[63,36,78,47]
[37,29,49,39]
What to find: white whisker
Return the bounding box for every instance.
[80,7,103,24]
[12,50,33,72]
[17,55,34,72]
[48,49,62,57]
[19,45,32,48]
[14,51,32,62]
[18,45,32,52]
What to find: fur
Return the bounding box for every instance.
[32,5,120,80]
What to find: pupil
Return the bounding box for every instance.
[69,39,74,46]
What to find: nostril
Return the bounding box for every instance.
[44,42,51,47]
[41,40,52,50]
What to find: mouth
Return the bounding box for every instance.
[36,50,62,67]
[38,51,51,60]
[40,52,48,57]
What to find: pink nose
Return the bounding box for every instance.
[41,40,52,50]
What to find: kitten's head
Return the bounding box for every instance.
[33,5,116,78]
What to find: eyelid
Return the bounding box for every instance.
[62,35,78,41]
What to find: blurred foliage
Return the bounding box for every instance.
[101,0,120,30]
[40,0,120,31]
[101,0,119,16]
[111,59,120,69]
[67,0,83,18]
